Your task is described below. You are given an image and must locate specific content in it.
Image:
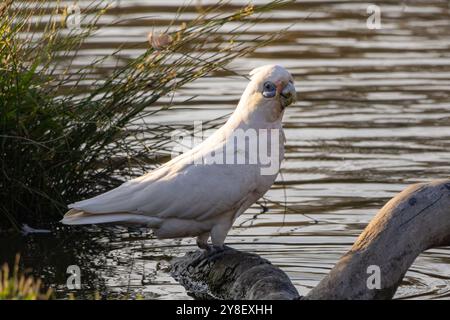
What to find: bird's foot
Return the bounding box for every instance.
[206,245,232,255]
[196,239,230,256]
[189,244,231,267]
[211,245,225,253]
[197,242,212,254]
[189,246,211,266]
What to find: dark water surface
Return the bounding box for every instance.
[2,0,450,299]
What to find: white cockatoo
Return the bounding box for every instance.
[62,64,296,250]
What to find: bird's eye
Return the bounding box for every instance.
[262,81,276,98]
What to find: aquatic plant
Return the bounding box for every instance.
[0,1,290,230]
[0,255,52,300]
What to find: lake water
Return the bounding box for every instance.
[2,0,450,299]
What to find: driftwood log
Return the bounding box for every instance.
[171,247,300,299]
[171,179,450,300]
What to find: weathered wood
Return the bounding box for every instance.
[171,179,450,300]
[306,179,450,300]
[171,247,300,300]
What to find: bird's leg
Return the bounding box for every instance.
[187,232,213,265]
[196,232,211,251]
[210,222,232,253]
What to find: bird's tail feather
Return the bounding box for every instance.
[61,208,162,226]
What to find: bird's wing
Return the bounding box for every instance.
[144,163,258,220]
[68,146,261,222]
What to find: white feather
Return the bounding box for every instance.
[62,65,296,247]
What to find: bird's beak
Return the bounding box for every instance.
[277,82,296,108]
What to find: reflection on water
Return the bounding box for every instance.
[2,0,450,299]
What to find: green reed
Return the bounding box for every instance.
[0,254,52,300]
[0,0,291,230]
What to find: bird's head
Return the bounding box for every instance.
[238,65,296,123]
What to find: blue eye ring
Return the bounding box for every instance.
[262,81,276,98]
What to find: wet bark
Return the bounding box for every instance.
[170,247,300,300]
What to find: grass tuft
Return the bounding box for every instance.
[0,0,291,230]
[0,254,52,300]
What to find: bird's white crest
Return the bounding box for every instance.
[249,64,294,83]
[61,64,297,250]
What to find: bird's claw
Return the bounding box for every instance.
[211,245,226,253]
[205,245,230,255]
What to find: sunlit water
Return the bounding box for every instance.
[1,0,450,299]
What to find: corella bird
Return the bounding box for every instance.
[62,64,296,251]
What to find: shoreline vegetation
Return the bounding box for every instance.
[0,0,291,300]
[0,254,52,300]
[0,0,291,233]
